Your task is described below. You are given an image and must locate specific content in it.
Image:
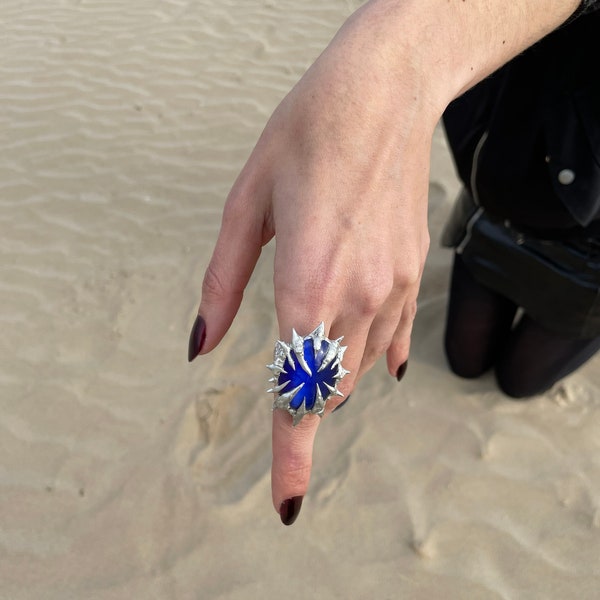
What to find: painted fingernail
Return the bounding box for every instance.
[280,496,303,526]
[332,394,351,413]
[188,315,206,362]
[396,361,408,382]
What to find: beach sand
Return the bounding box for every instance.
[2,1,600,598]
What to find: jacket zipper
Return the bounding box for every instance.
[456,130,488,254]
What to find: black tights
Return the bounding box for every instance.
[444,254,600,398]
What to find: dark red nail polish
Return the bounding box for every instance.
[332,394,351,413]
[188,315,206,362]
[280,496,303,526]
[396,361,408,382]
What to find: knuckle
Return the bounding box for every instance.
[397,265,418,288]
[403,299,418,322]
[363,339,390,366]
[283,458,312,490]
[222,197,244,228]
[421,230,431,256]
[355,276,394,317]
[275,257,398,320]
[394,235,429,289]
[390,328,411,358]
[202,261,231,301]
[394,260,422,289]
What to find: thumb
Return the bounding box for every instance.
[189,175,272,360]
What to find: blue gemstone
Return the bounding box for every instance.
[278,339,338,411]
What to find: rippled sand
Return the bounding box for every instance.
[2,1,600,598]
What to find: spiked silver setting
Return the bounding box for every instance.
[267,322,349,426]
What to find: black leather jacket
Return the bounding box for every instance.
[443,7,600,236]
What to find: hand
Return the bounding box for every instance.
[188,0,577,524]
[189,3,439,524]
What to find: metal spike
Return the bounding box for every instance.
[274,340,286,359]
[274,341,295,371]
[312,334,324,360]
[323,382,340,397]
[317,340,338,373]
[313,386,326,416]
[291,328,312,376]
[283,344,296,370]
[266,363,286,375]
[292,409,305,427]
[310,322,326,338]
[267,381,290,394]
[273,383,304,410]
[336,367,351,379]
[291,328,302,347]
[308,321,325,360]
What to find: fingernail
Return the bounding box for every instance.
[332,394,351,413]
[279,496,303,526]
[396,361,408,382]
[188,315,206,362]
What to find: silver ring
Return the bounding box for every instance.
[267,322,349,426]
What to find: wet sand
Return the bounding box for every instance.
[2,1,600,598]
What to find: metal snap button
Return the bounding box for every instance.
[558,169,575,185]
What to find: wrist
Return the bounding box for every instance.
[348,0,581,114]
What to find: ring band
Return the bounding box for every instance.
[267,322,349,426]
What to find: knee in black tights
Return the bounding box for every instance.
[444,255,517,379]
[494,316,600,399]
[444,254,600,398]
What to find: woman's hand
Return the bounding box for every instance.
[190,3,438,523]
[189,0,580,524]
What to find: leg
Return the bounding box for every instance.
[444,253,518,378]
[495,315,600,398]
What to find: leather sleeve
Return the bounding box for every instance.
[577,0,600,15]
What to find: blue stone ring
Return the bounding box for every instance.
[267,323,349,426]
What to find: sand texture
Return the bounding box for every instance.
[2,1,600,598]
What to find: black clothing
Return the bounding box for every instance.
[444,2,600,387]
[445,254,600,398]
[579,0,600,16]
[443,9,600,235]
[442,189,600,338]
[441,8,600,339]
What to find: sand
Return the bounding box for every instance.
[2,1,600,598]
